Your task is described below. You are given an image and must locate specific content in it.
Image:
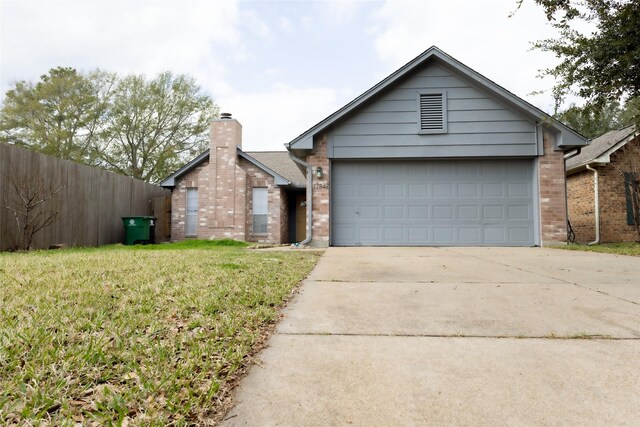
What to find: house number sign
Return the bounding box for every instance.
[314,183,329,190]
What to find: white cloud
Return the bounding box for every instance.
[242,9,273,41]
[219,84,341,151]
[0,0,243,97]
[369,0,572,113]
[279,16,294,33]
[317,0,363,25]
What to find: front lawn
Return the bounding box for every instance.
[553,242,640,257]
[0,242,321,425]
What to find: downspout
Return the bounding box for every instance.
[586,164,600,245]
[289,153,313,246]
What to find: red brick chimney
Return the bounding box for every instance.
[208,113,246,238]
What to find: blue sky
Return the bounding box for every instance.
[0,0,567,151]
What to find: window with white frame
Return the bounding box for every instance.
[185,188,198,237]
[252,187,268,234]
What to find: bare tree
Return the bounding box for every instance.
[614,138,640,241]
[1,164,65,250]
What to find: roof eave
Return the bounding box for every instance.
[159,150,210,188]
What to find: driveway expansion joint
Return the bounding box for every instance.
[277,332,638,340]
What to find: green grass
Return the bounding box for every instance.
[553,242,640,257]
[0,241,321,425]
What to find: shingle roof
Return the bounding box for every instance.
[566,125,638,171]
[245,151,306,186]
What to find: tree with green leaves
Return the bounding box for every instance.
[555,98,640,138]
[522,0,640,126]
[97,72,218,183]
[0,67,114,165]
[1,69,219,183]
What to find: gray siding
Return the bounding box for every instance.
[328,61,538,159]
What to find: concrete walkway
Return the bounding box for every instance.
[223,247,640,426]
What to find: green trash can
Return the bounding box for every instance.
[122,216,156,245]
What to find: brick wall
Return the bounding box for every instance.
[567,170,596,243]
[171,161,209,241]
[303,133,330,247]
[567,149,639,243]
[239,158,283,243]
[597,149,639,242]
[538,131,568,244]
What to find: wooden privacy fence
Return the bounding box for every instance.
[0,143,171,251]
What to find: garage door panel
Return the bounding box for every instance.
[508,205,530,220]
[332,159,535,246]
[484,228,505,243]
[408,183,427,197]
[359,227,380,242]
[483,205,504,220]
[408,227,429,242]
[408,206,428,219]
[458,205,480,220]
[383,227,404,242]
[481,183,504,197]
[458,227,481,243]
[509,227,532,242]
[358,183,378,198]
[508,183,529,198]
[433,183,453,197]
[433,227,454,243]
[457,183,479,197]
[433,205,454,220]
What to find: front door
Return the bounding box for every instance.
[295,194,306,242]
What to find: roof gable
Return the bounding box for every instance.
[287,46,587,151]
[159,150,209,187]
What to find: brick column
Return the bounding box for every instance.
[306,133,330,247]
[208,117,246,239]
[539,131,568,245]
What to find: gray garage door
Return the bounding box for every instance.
[331,159,535,246]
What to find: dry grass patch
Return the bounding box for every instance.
[0,243,321,425]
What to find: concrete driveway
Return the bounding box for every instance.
[223,247,640,426]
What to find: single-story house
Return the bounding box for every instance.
[566,125,639,244]
[161,46,588,247]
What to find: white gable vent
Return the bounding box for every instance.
[418,90,447,134]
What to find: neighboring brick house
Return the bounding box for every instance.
[566,125,640,244]
[162,46,587,247]
[160,116,307,244]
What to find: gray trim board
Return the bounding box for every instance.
[532,156,541,246]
